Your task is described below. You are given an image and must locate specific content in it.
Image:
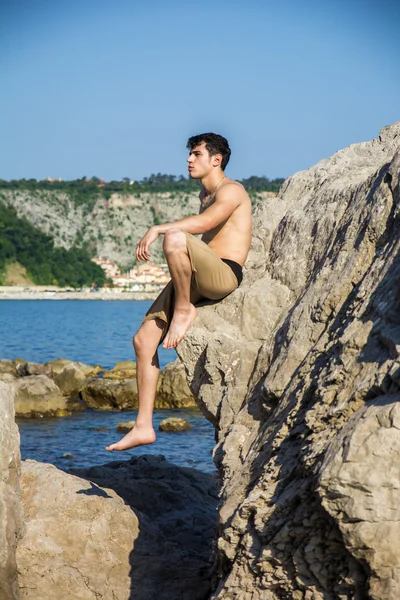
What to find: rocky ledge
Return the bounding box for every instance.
[178,121,400,599]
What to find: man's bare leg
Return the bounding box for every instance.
[105,318,164,451]
[162,228,197,349]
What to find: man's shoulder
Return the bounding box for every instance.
[217,179,250,203]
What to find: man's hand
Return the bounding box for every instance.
[136,227,160,262]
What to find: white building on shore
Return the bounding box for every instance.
[92,257,170,289]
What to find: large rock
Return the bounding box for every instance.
[72,454,218,600]
[17,460,139,600]
[318,396,400,600]
[45,358,102,379]
[0,382,23,600]
[54,363,87,398]
[81,378,139,410]
[157,359,196,408]
[12,375,70,418]
[178,122,400,598]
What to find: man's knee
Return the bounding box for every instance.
[133,320,164,355]
[163,228,186,254]
[133,330,147,354]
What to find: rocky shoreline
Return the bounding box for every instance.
[0,356,196,417]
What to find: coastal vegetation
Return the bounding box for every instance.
[0,174,284,211]
[0,202,109,287]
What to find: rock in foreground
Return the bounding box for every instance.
[71,454,218,600]
[179,122,400,598]
[17,460,139,600]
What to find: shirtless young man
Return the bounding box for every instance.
[106,133,252,452]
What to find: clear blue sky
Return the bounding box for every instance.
[1,0,399,182]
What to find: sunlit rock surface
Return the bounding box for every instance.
[179,122,400,599]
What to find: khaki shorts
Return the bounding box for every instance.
[142,232,239,338]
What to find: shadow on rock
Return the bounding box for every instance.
[71,453,219,600]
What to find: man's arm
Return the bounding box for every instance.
[136,183,241,261]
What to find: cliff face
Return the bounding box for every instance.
[0,190,199,267]
[0,190,272,267]
[178,122,400,599]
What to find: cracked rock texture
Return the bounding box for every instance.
[0,382,23,600]
[16,455,218,600]
[178,122,400,599]
[71,455,218,600]
[17,460,139,600]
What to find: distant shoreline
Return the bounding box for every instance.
[0,286,159,301]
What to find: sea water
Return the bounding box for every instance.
[0,300,215,472]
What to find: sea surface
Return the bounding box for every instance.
[0,300,216,473]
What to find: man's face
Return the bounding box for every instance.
[187,142,215,179]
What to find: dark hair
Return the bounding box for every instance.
[186,132,231,171]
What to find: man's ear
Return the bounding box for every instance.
[213,154,222,167]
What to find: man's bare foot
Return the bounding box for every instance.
[105,424,156,451]
[162,304,197,349]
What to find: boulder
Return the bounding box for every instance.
[44,358,102,379]
[116,420,136,433]
[0,382,23,600]
[16,460,139,600]
[71,454,218,600]
[54,363,87,398]
[156,359,196,408]
[178,122,400,598]
[12,375,70,418]
[44,357,72,375]
[159,417,192,432]
[81,378,138,410]
[102,360,136,380]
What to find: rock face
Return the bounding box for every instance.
[1,190,201,267]
[178,122,400,598]
[17,460,139,600]
[71,454,218,600]
[0,382,23,600]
